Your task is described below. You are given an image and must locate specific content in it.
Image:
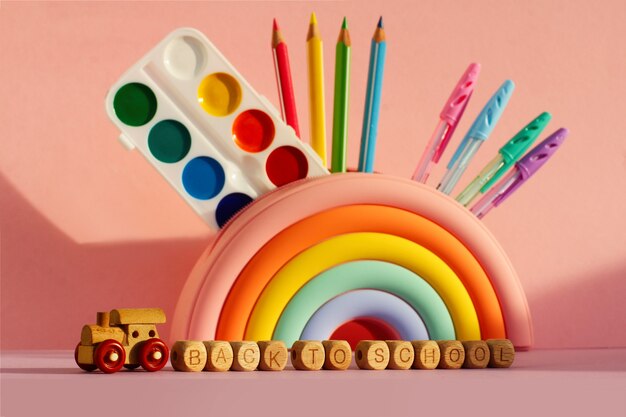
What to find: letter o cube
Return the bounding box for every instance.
[462,340,490,369]
[322,340,352,370]
[437,340,465,369]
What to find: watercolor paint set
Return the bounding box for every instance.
[106,28,328,231]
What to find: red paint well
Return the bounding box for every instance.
[265,146,308,186]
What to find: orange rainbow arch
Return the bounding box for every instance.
[171,174,533,349]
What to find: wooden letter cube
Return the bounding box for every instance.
[258,341,288,371]
[486,339,515,368]
[462,340,490,369]
[203,341,233,372]
[355,340,389,370]
[411,340,440,369]
[291,340,324,370]
[322,340,352,370]
[230,341,260,371]
[170,340,207,372]
[437,340,465,369]
[386,340,414,370]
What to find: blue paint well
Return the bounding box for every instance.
[182,156,225,200]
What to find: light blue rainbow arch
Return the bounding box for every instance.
[300,289,429,341]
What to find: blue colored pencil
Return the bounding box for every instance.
[358,17,387,173]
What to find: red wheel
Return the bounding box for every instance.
[94,339,126,374]
[139,338,169,372]
[74,342,97,372]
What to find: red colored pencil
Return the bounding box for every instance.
[272,18,300,138]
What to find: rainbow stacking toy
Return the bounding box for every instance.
[107,28,533,350]
[171,174,532,349]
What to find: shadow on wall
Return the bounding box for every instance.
[528,262,626,349]
[0,174,211,350]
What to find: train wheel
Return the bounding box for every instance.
[74,342,97,372]
[94,340,126,374]
[139,338,169,372]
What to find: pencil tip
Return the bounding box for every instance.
[273,18,279,31]
[310,12,317,25]
[378,16,384,28]
[342,16,347,29]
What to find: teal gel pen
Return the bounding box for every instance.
[456,112,551,206]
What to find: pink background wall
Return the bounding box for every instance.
[1,1,624,350]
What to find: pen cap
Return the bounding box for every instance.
[517,128,568,179]
[467,80,515,140]
[481,112,551,192]
[500,112,551,164]
[440,63,481,126]
[495,128,568,207]
[448,80,515,168]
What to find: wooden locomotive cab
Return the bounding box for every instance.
[75,308,169,373]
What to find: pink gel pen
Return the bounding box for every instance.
[471,128,568,218]
[412,63,480,183]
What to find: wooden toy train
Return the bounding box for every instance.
[74,308,169,373]
[74,308,515,373]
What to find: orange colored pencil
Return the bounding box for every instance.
[272,18,300,137]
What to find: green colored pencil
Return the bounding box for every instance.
[331,17,351,173]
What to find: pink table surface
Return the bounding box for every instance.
[2,349,625,416]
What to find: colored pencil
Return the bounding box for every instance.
[331,17,351,173]
[358,17,386,173]
[307,12,327,166]
[272,18,300,137]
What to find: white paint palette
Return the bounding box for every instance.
[105,28,328,231]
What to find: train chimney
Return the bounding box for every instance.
[97,311,110,328]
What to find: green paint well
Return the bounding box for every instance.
[113,83,157,126]
[148,120,192,163]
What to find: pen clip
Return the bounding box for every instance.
[494,128,568,206]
